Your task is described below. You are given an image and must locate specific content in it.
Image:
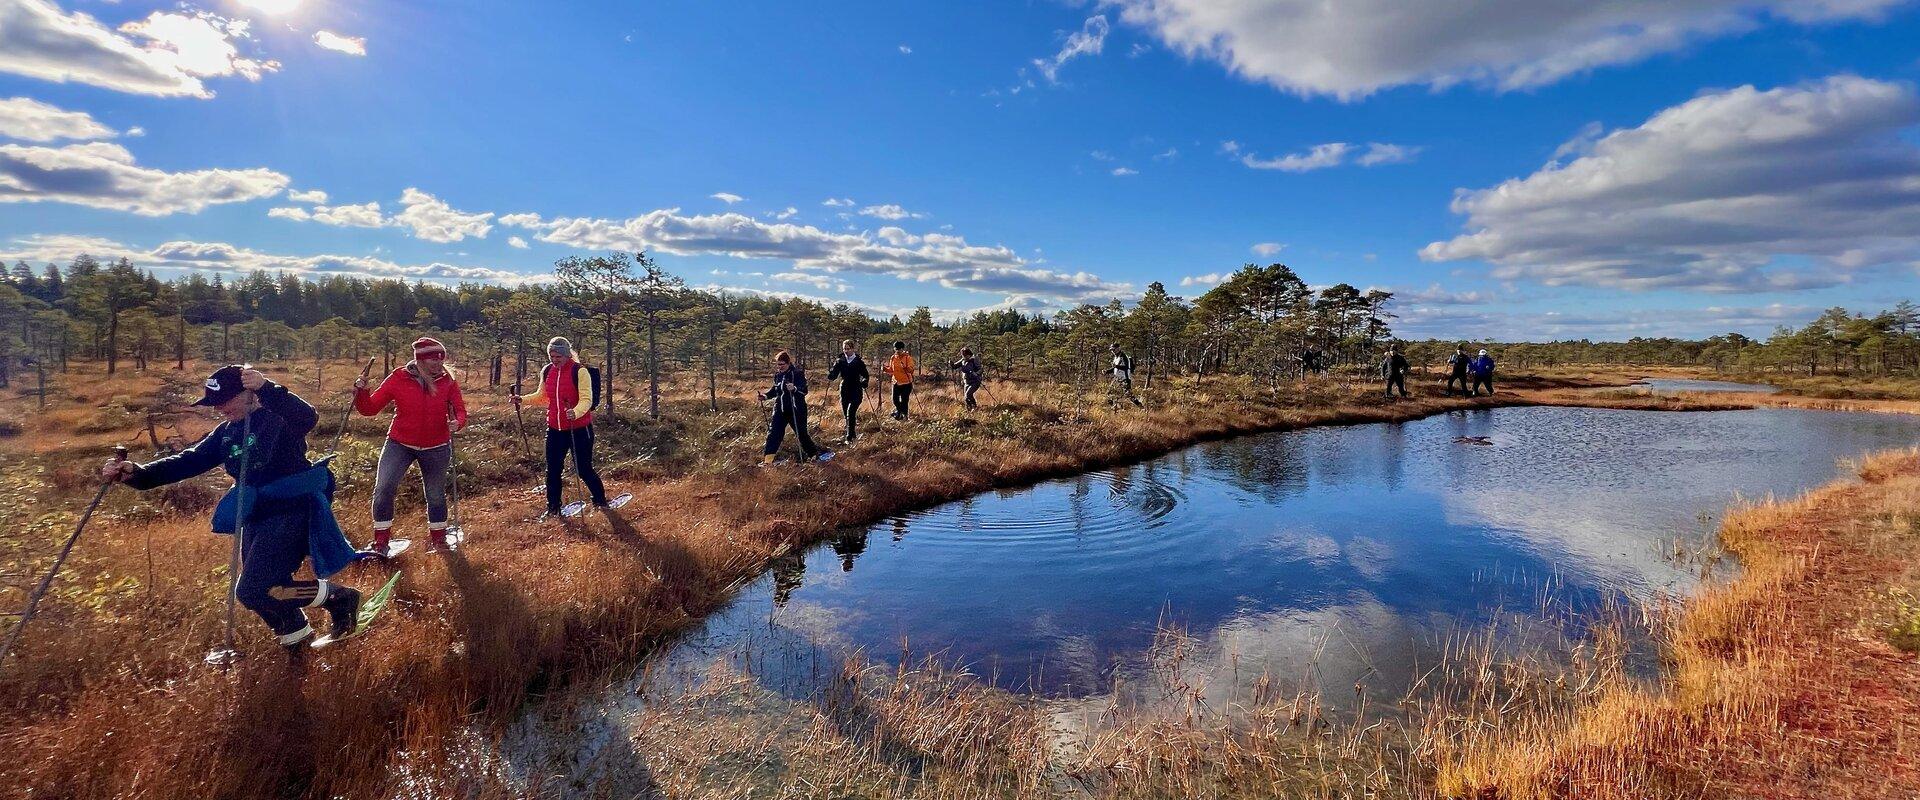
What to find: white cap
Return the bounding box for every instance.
[1478,349,1489,356]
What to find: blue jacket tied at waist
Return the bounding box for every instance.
[211,458,356,578]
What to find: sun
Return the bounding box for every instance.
[238,0,304,14]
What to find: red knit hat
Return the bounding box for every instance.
[413,337,446,360]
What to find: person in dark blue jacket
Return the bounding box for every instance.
[1470,349,1496,396]
[824,339,869,444]
[101,365,361,660]
[756,351,828,465]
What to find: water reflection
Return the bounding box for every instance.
[659,407,1920,705]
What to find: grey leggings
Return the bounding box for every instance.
[372,439,450,531]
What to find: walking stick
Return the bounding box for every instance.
[444,401,465,542]
[329,358,376,457]
[0,446,126,672]
[511,362,531,457]
[206,411,252,667]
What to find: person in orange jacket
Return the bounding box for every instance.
[884,341,915,420]
[511,337,610,520]
[354,336,467,553]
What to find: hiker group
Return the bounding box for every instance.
[84,333,1148,662]
[1378,344,1497,398]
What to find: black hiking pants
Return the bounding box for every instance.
[840,389,862,441]
[1385,373,1408,397]
[892,383,912,419]
[545,426,608,512]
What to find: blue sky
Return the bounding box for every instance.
[3,0,1919,339]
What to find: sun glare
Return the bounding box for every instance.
[238,0,303,14]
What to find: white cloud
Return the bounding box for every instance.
[710,191,744,204]
[508,235,529,249]
[500,208,1132,304]
[1395,303,1820,341]
[822,197,855,207]
[0,232,533,284]
[1231,141,1420,172]
[0,96,117,141]
[1106,0,1908,100]
[1153,147,1179,160]
[286,188,328,204]
[312,30,366,56]
[898,44,912,54]
[1422,75,1920,293]
[770,206,798,220]
[269,200,385,227]
[117,10,278,82]
[1033,15,1110,83]
[1251,242,1285,257]
[0,0,278,98]
[771,271,851,292]
[858,203,926,220]
[1397,283,1497,306]
[1181,272,1226,287]
[0,141,287,215]
[1111,166,1138,176]
[392,187,493,242]
[1356,142,1421,166]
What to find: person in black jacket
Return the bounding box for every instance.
[756,350,827,464]
[1446,346,1471,396]
[100,365,361,660]
[950,347,984,410]
[1381,346,1410,398]
[824,339,869,444]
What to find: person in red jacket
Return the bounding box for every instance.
[512,336,610,520]
[355,337,467,553]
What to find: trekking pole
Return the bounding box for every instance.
[445,403,464,539]
[206,412,252,667]
[329,358,376,457]
[511,363,531,457]
[0,446,126,672]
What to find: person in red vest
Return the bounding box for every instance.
[355,336,468,554]
[512,336,610,519]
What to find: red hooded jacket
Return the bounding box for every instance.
[355,366,468,448]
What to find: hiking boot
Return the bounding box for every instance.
[321,585,363,641]
[538,509,562,523]
[428,529,449,552]
[758,453,777,467]
[368,530,392,558]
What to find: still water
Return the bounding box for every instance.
[632,406,1918,707]
[1636,377,1780,393]
[500,407,1920,787]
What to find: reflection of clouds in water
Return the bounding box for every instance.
[1443,486,1695,598]
[1344,536,1394,583]
[1026,612,1110,693]
[771,599,859,650]
[1050,594,1445,743]
[1264,528,1341,564]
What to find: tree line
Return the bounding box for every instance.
[8,251,1911,418]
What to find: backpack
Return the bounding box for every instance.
[543,362,603,411]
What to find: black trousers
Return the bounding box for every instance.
[1385,373,1408,397]
[1447,371,1468,394]
[236,509,320,638]
[1471,374,1494,395]
[765,403,821,457]
[546,426,608,511]
[892,383,912,419]
[962,381,980,409]
[840,390,862,440]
